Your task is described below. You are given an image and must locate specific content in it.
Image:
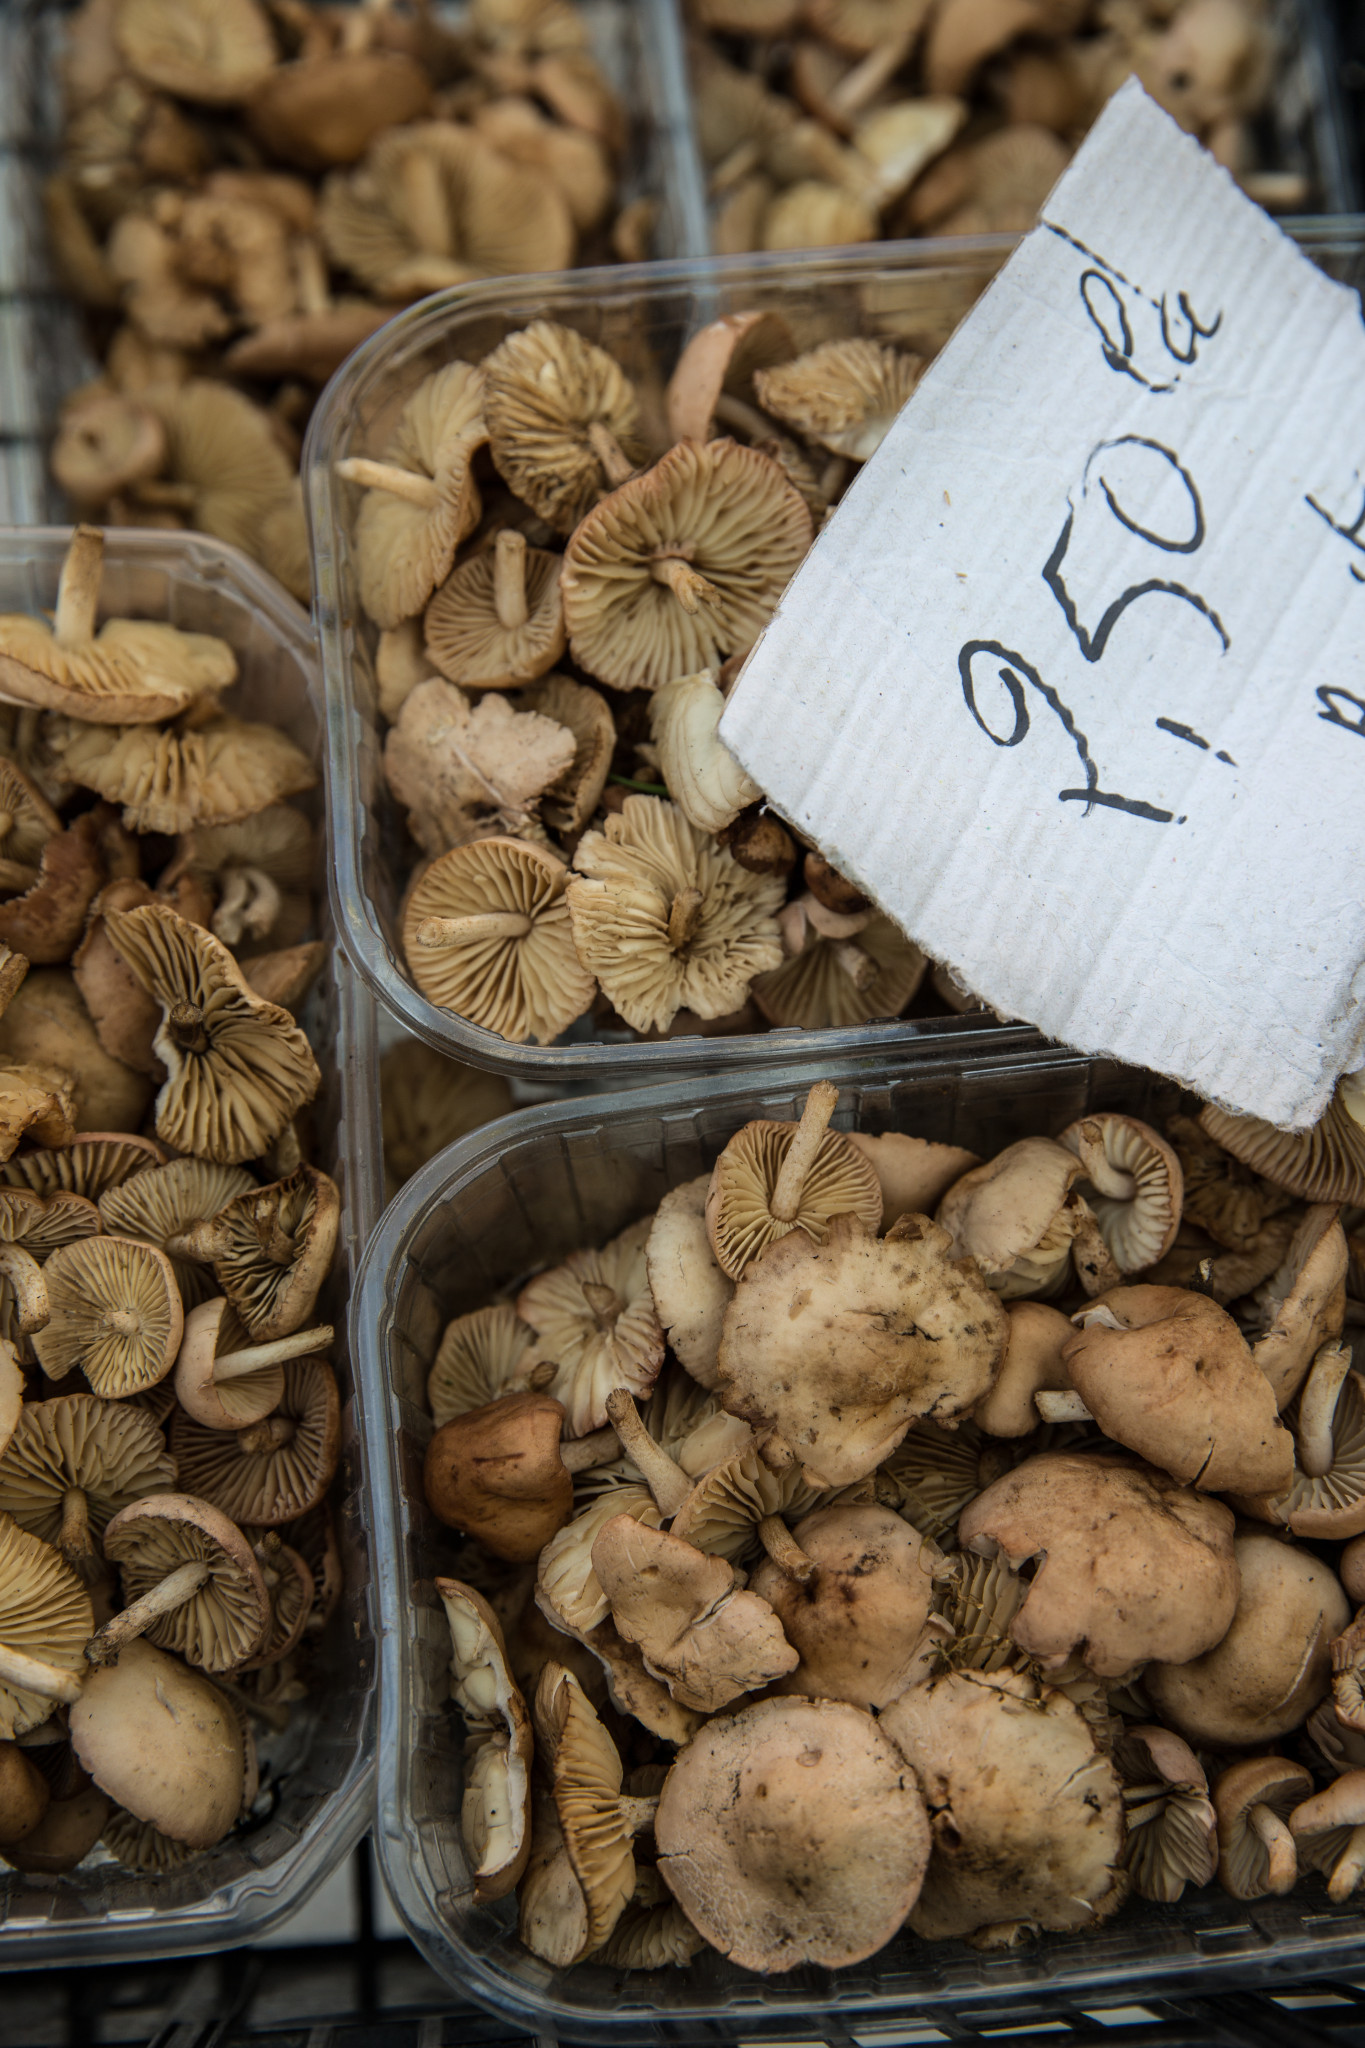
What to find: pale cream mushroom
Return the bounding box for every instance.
[169,1355,339,1525]
[336,362,488,632]
[381,1038,512,1193]
[1056,1114,1184,1274]
[567,797,784,1036]
[86,1492,268,1673]
[483,321,647,536]
[113,0,277,102]
[520,1664,642,1965]
[50,713,317,837]
[0,1393,174,1577]
[936,1136,1082,1298]
[384,679,574,855]
[473,98,613,235]
[663,308,795,446]
[704,1080,881,1280]
[517,674,615,836]
[0,1515,93,1736]
[1201,1075,1365,1207]
[974,1300,1075,1436]
[98,1157,256,1309]
[762,180,878,251]
[424,530,566,692]
[140,381,304,580]
[648,670,760,836]
[2,1130,164,1201]
[402,836,594,1043]
[535,1484,665,1639]
[173,1297,331,1431]
[1232,1347,1365,1540]
[755,340,924,462]
[33,1234,183,1399]
[1252,1205,1349,1407]
[1291,1770,1365,1903]
[845,1129,980,1229]
[668,1443,830,1573]
[69,1638,242,1849]
[751,904,927,1031]
[517,1218,663,1437]
[435,1577,533,1904]
[427,1305,536,1427]
[1114,1724,1217,1904]
[644,1176,734,1391]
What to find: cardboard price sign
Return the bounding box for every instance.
[720,82,1365,1130]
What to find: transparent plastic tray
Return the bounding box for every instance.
[0,527,385,1961]
[353,1048,1365,2040]
[306,225,1365,1084]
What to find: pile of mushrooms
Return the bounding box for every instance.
[349,308,991,1046]
[687,0,1294,256]
[44,0,636,600]
[0,525,344,1882]
[420,1074,1365,1971]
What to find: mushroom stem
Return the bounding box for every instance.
[0,1244,48,1334]
[84,1558,212,1666]
[757,1432,796,1473]
[0,1641,84,1703]
[168,1000,211,1054]
[413,912,533,949]
[603,1389,691,1516]
[1248,1803,1297,1893]
[617,1793,659,1837]
[492,529,530,632]
[710,137,763,194]
[649,554,721,615]
[398,148,454,258]
[1035,1390,1095,1424]
[212,865,283,947]
[586,418,635,487]
[756,1514,817,1585]
[522,1359,558,1394]
[238,1417,295,1454]
[58,1486,96,1566]
[1298,1342,1352,1478]
[714,393,777,444]
[1329,1824,1365,1903]
[830,32,916,117]
[833,940,877,990]
[335,457,441,510]
[666,887,703,951]
[294,235,331,316]
[213,1323,335,1385]
[1071,1119,1136,1201]
[52,524,104,650]
[559,1424,622,1474]
[581,1282,621,1332]
[770,1080,840,1224]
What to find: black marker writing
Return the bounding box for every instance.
[1044,224,1223,391]
[1317,687,1365,737]
[1305,483,1365,585]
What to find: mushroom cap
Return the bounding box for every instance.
[755,341,925,463]
[656,1695,931,1972]
[1235,1360,1365,1539]
[936,1136,1081,1297]
[32,1234,183,1398]
[0,1394,175,1548]
[517,1786,593,1968]
[0,612,236,727]
[1057,1114,1184,1272]
[183,1165,338,1341]
[705,1104,882,1282]
[103,902,321,1164]
[742,907,935,1030]
[172,1297,284,1431]
[750,1502,942,1708]
[761,181,878,253]
[483,320,647,537]
[0,1185,99,1255]
[958,1451,1240,1680]
[1201,1081,1365,1207]
[1253,1205,1349,1408]
[0,759,61,869]
[1214,1754,1314,1899]
[347,363,488,631]
[427,1303,536,1427]
[719,1213,1007,1486]
[517,674,615,836]
[50,390,166,507]
[1289,1767,1365,1881]
[648,670,760,838]
[247,49,432,169]
[535,1662,634,1953]
[517,1217,664,1436]
[143,381,297,567]
[846,1130,980,1230]
[561,438,813,693]
[974,1299,1075,1437]
[100,1804,201,1872]
[0,1782,110,1873]
[99,1157,257,1308]
[0,1740,52,1847]
[880,1668,1124,1942]
[0,810,108,967]
[113,0,277,103]
[568,796,784,1036]
[1114,1723,1217,1904]
[435,1576,533,1904]
[0,1065,78,1162]
[590,1514,798,1712]
[69,1636,242,1846]
[222,302,391,384]
[52,714,317,836]
[807,0,933,53]
[384,679,575,855]
[536,1484,665,1637]
[102,1491,270,1671]
[401,836,595,1045]
[644,1175,734,1391]
[170,1354,338,1526]
[668,1445,827,1568]
[2,1130,164,1201]
[0,1514,93,1738]
[424,541,566,692]
[1063,1285,1293,1494]
[424,1391,574,1563]
[72,877,165,1075]
[1146,1531,1349,1745]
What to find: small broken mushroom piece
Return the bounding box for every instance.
[1114,1724,1217,1904]
[648,670,760,837]
[705,1079,881,1281]
[516,1218,663,1436]
[434,1577,533,1904]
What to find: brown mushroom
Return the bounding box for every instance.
[32,1234,182,1399]
[166,1164,338,1341]
[704,1080,881,1280]
[0,1393,175,1578]
[424,530,566,691]
[113,0,277,103]
[1200,1078,1365,1207]
[1214,1755,1312,1899]
[169,1354,339,1525]
[86,1492,269,1672]
[247,45,432,169]
[424,1391,619,1562]
[69,1637,242,1848]
[483,320,647,536]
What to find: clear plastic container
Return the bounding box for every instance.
[305,224,1365,1084]
[353,1046,1365,2039]
[0,528,385,1960]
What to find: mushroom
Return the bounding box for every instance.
[567,797,784,1036]
[51,713,317,836]
[517,1788,594,1968]
[0,1740,52,1849]
[222,301,391,386]
[591,1864,706,1971]
[749,1502,945,1708]
[934,1545,1028,1670]
[843,1129,979,1229]
[535,1484,665,1638]
[169,1354,339,1525]
[84,1491,267,1672]
[0,760,60,886]
[72,878,166,1072]
[655,1694,931,1971]
[1213,1754,1313,1899]
[0,1393,175,1578]
[644,1176,734,1392]
[1252,1205,1349,1407]
[647,670,761,836]
[958,1452,1240,1679]
[719,1209,1005,1485]
[173,1296,331,1431]
[936,1136,1082,1298]
[1062,1285,1292,1493]
[102,901,321,1164]
[0,1065,78,1165]
[762,180,878,251]
[424,1391,617,1563]
[100,1804,201,1872]
[2,1130,164,1201]
[590,1515,797,1711]
[427,1304,536,1427]
[1233,1347,1365,1539]
[750,905,928,1030]
[973,1300,1075,1436]
[704,1079,882,1280]
[663,308,796,446]
[1114,1724,1217,1904]
[32,1234,183,1400]
[0,810,110,967]
[1200,1076,1365,1207]
[1291,1770,1365,1902]
[435,1577,533,1903]
[0,1185,98,1337]
[668,1443,830,1573]
[881,1668,1124,1945]
[166,1164,338,1341]
[1056,1114,1184,1273]
[0,1779,110,1874]
[0,1515,93,1734]
[162,803,315,945]
[113,0,278,103]
[483,320,647,536]
[1145,1531,1349,1746]
[473,98,614,235]
[401,836,595,1045]
[516,674,615,837]
[561,438,813,693]
[0,1341,20,1462]
[0,527,237,725]
[383,678,575,853]
[529,1663,643,1960]
[336,362,488,632]
[516,1217,664,1436]
[753,341,924,463]
[424,530,566,691]
[69,1637,243,1848]
[247,44,432,169]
